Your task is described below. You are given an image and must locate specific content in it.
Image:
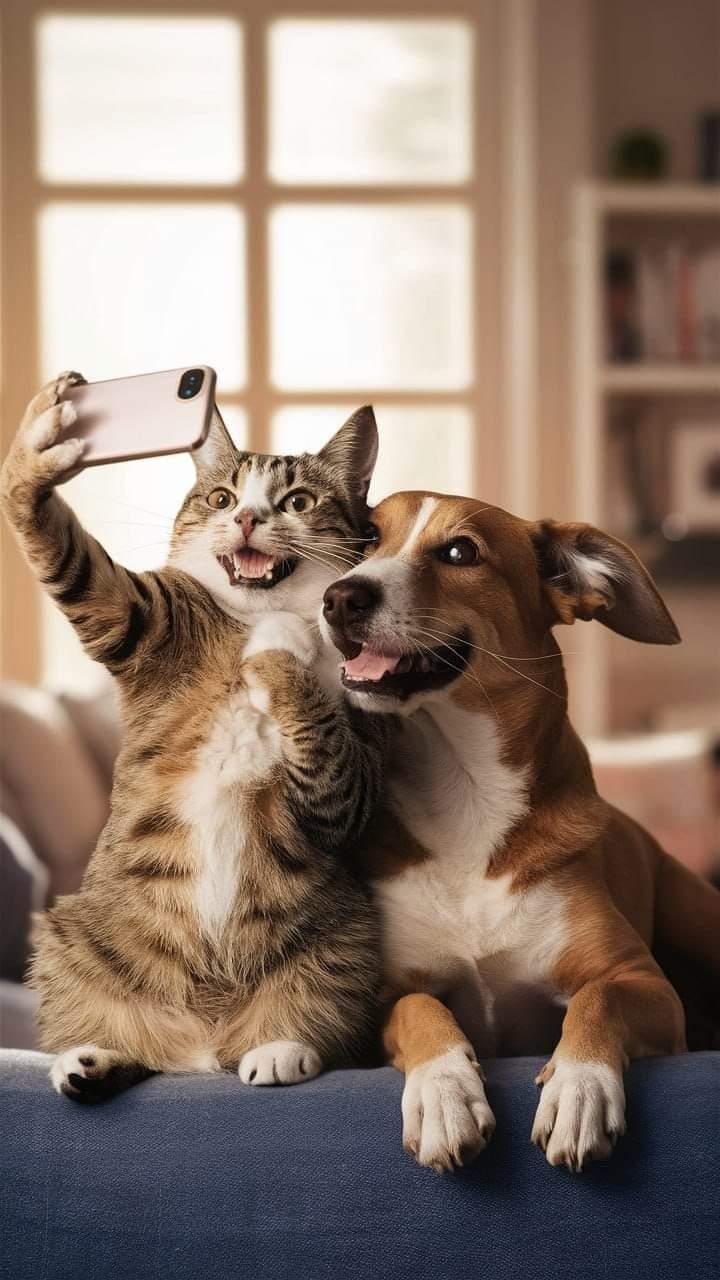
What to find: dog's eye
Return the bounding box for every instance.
[207,488,235,510]
[437,537,481,567]
[281,490,316,514]
[364,523,380,545]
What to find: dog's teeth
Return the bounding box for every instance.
[264,569,274,580]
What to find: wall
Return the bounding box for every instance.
[594,0,720,181]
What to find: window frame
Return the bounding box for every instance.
[1,0,503,684]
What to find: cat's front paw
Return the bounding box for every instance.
[238,1040,322,1086]
[243,612,317,666]
[1,372,87,507]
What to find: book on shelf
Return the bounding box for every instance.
[606,243,720,365]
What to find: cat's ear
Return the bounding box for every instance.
[191,407,237,475]
[317,405,379,499]
[531,519,681,644]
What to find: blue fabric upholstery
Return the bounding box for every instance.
[1,1050,718,1280]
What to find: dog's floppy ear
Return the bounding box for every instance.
[531,520,681,645]
[317,405,379,499]
[191,406,238,476]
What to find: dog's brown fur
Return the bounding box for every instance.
[324,491,720,1170]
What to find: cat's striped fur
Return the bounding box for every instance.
[1,372,386,1099]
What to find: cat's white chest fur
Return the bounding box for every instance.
[178,689,282,937]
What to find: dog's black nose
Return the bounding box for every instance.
[323,577,382,627]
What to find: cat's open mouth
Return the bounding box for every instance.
[217,549,298,590]
[340,634,472,700]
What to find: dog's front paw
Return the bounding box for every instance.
[531,1057,626,1170]
[238,1040,322,1086]
[402,1046,495,1173]
[243,612,317,666]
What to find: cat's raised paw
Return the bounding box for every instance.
[238,1039,322,1086]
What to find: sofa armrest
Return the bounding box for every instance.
[1,1053,717,1280]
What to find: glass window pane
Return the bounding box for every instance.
[269,20,471,184]
[39,203,246,390]
[271,205,472,391]
[42,407,247,692]
[272,405,473,502]
[37,16,243,184]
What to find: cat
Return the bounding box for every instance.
[0,371,386,1100]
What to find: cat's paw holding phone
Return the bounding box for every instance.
[238,1040,322,1086]
[243,612,317,666]
[1,372,87,505]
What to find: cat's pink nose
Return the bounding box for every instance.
[235,507,260,539]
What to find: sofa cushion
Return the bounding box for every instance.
[0,983,38,1051]
[0,684,110,897]
[0,816,48,982]
[0,1052,718,1280]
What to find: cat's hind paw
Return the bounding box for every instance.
[238,1040,322,1086]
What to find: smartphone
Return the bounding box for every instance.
[62,366,217,466]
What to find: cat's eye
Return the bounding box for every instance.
[281,490,316,514]
[436,537,481,567]
[207,488,236,510]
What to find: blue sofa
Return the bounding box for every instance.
[1,1049,718,1280]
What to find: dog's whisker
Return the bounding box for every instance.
[407,616,571,662]
[411,635,498,721]
[411,625,565,701]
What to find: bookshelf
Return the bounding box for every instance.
[571,181,720,738]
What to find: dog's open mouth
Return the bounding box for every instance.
[341,633,472,700]
[217,549,298,590]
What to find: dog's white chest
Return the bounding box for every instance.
[179,690,282,937]
[376,704,567,997]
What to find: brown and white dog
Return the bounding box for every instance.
[321,492,720,1172]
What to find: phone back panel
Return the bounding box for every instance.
[64,367,216,466]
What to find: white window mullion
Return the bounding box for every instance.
[244,13,271,454]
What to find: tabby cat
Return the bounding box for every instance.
[0,372,386,1099]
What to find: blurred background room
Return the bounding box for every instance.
[1,0,719,1033]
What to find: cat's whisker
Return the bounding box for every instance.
[289,541,356,572]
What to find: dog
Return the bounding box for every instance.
[321,492,720,1172]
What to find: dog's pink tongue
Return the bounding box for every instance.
[343,649,401,681]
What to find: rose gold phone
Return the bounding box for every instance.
[63,366,217,466]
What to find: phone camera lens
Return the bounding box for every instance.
[178,368,204,400]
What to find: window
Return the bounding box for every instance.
[10,5,486,691]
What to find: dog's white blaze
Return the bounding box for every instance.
[179,690,282,937]
[398,496,438,557]
[327,498,438,649]
[375,702,569,1038]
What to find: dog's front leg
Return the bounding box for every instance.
[532,955,686,1170]
[383,993,496,1172]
